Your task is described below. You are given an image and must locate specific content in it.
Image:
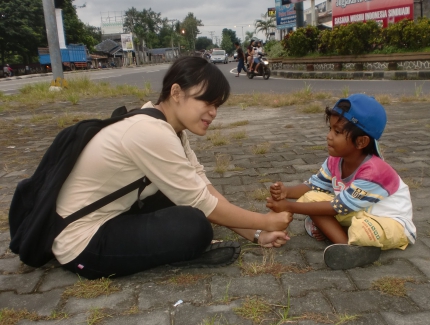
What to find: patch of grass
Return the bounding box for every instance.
[229,120,249,127]
[414,82,424,97]
[371,276,415,296]
[87,308,110,325]
[375,94,391,105]
[301,103,324,114]
[251,142,270,155]
[200,314,228,325]
[208,122,223,130]
[63,276,120,299]
[307,145,326,150]
[399,95,416,102]
[229,130,247,140]
[30,113,54,123]
[67,93,80,105]
[0,308,42,325]
[241,248,312,278]
[207,130,229,146]
[220,280,233,304]
[167,273,208,286]
[250,188,270,201]
[334,313,360,325]
[56,113,90,129]
[5,77,151,110]
[314,91,333,100]
[122,305,139,315]
[234,297,271,324]
[341,85,349,97]
[214,154,231,174]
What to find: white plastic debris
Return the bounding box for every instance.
[7,146,16,149]
[173,300,183,307]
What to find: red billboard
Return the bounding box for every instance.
[332,0,414,28]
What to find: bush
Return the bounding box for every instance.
[282,26,320,57]
[382,17,430,50]
[267,41,287,59]
[330,21,381,55]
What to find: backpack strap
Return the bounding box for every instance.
[63,107,166,226]
[64,176,152,226]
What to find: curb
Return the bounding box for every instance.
[271,69,430,80]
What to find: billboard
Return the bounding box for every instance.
[121,34,134,51]
[281,0,305,4]
[276,0,296,30]
[268,7,276,17]
[333,0,414,28]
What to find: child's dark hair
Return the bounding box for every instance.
[156,56,230,107]
[325,101,378,156]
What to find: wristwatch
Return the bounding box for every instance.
[253,230,262,244]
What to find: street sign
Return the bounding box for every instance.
[268,7,276,17]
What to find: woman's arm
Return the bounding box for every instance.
[207,185,291,246]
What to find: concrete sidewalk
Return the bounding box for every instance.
[0,96,429,325]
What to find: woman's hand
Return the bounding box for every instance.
[265,210,293,231]
[258,230,290,248]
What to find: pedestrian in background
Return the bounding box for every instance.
[234,42,246,77]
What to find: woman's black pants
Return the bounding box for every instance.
[63,191,213,279]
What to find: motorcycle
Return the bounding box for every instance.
[246,54,271,80]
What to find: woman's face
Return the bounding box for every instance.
[172,85,217,136]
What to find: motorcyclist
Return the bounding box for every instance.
[253,41,264,74]
[246,40,255,71]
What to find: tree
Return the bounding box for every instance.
[180,13,203,51]
[0,0,45,65]
[195,37,213,51]
[220,29,234,54]
[244,31,255,47]
[221,28,239,50]
[254,12,276,41]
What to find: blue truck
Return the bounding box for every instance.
[38,44,92,72]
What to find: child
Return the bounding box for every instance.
[266,94,416,270]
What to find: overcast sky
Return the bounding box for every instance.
[75,0,326,43]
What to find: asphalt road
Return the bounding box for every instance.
[1,60,429,97]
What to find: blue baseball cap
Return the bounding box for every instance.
[332,94,387,157]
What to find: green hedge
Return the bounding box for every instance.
[278,17,430,58]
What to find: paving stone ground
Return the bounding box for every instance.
[0,94,429,325]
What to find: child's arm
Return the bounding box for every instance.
[270,182,310,200]
[266,198,337,216]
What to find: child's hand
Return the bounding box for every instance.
[270,182,288,201]
[266,197,289,213]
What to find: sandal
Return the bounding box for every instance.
[324,244,381,270]
[304,216,326,241]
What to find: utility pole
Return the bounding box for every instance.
[208,31,215,45]
[295,1,304,29]
[42,0,64,85]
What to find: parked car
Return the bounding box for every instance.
[210,50,228,64]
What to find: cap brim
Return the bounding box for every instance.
[375,139,383,160]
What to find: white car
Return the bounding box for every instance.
[210,50,228,64]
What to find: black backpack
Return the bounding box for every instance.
[8,106,166,267]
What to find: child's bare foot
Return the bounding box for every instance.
[304,216,327,241]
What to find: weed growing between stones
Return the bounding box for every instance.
[214,154,231,174]
[240,247,312,278]
[250,188,270,201]
[251,143,271,155]
[371,276,416,296]
[63,276,120,299]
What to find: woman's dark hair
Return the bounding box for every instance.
[155,56,230,107]
[325,102,378,156]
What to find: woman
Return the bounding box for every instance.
[55,56,292,279]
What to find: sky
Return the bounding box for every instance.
[75,0,327,44]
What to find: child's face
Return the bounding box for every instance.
[326,116,356,157]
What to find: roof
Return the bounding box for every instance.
[95,39,122,55]
[149,48,178,55]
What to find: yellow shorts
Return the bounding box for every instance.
[297,191,409,250]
